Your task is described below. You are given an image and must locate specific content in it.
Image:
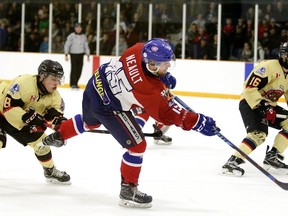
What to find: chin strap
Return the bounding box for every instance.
[36,75,49,95]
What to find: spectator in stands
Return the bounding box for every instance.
[187,23,198,58]
[258,18,270,40]
[260,30,271,58]
[232,25,245,60]
[241,42,253,62]
[274,1,288,26]
[207,33,218,60]
[87,33,96,55]
[269,27,282,58]
[5,25,20,51]
[52,35,64,53]
[39,35,48,52]
[192,26,209,58]
[270,18,281,33]
[125,24,139,48]
[246,7,254,21]
[222,17,235,60]
[111,34,128,56]
[205,1,217,22]
[192,13,206,29]
[262,3,274,21]
[257,41,265,62]
[195,38,209,59]
[25,31,40,52]
[244,19,254,42]
[61,21,73,39]
[100,32,113,55]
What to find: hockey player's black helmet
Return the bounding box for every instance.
[38,59,64,84]
[279,42,288,69]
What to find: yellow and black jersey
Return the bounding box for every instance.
[241,59,288,109]
[0,74,63,130]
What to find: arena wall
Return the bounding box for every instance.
[0,52,254,99]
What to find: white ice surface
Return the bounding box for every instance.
[1,88,288,216]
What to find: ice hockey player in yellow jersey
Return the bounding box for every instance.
[222,42,288,176]
[0,59,70,184]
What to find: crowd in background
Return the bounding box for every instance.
[0,1,287,61]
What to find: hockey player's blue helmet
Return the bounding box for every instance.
[279,42,288,69]
[38,59,65,84]
[142,38,175,75]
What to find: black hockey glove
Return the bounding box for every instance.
[22,107,47,133]
[258,100,276,124]
[44,108,67,130]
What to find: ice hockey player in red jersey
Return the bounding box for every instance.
[222,42,288,176]
[42,38,218,208]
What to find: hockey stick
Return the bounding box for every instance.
[87,128,163,138]
[174,95,288,190]
[276,114,288,119]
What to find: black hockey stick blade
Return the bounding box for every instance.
[174,95,288,190]
[87,129,163,138]
[217,132,288,190]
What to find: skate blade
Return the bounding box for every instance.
[221,168,244,177]
[119,199,152,208]
[263,164,288,175]
[46,178,72,185]
[153,140,172,145]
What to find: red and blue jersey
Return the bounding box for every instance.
[89,43,198,130]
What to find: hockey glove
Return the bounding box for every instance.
[258,100,276,124]
[192,113,218,136]
[44,108,67,130]
[50,116,67,130]
[22,107,47,133]
[160,72,177,89]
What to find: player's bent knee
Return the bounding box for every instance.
[247,131,266,146]
[128,140,147,153]
[34,145,51,155]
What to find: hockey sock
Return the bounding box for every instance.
[59,114,86,140]
[120,141,146,184]
[273,130,288,154]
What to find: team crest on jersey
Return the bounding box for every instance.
[10,84,20,94]
[256,67,266,75]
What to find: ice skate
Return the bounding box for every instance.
[42,131,66,147]
[222,155,245,176]
[44,166,71,185]
[153,124,172,145]
[119,183,152,208]
[263,146,288,174]
[153,134,172,145]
